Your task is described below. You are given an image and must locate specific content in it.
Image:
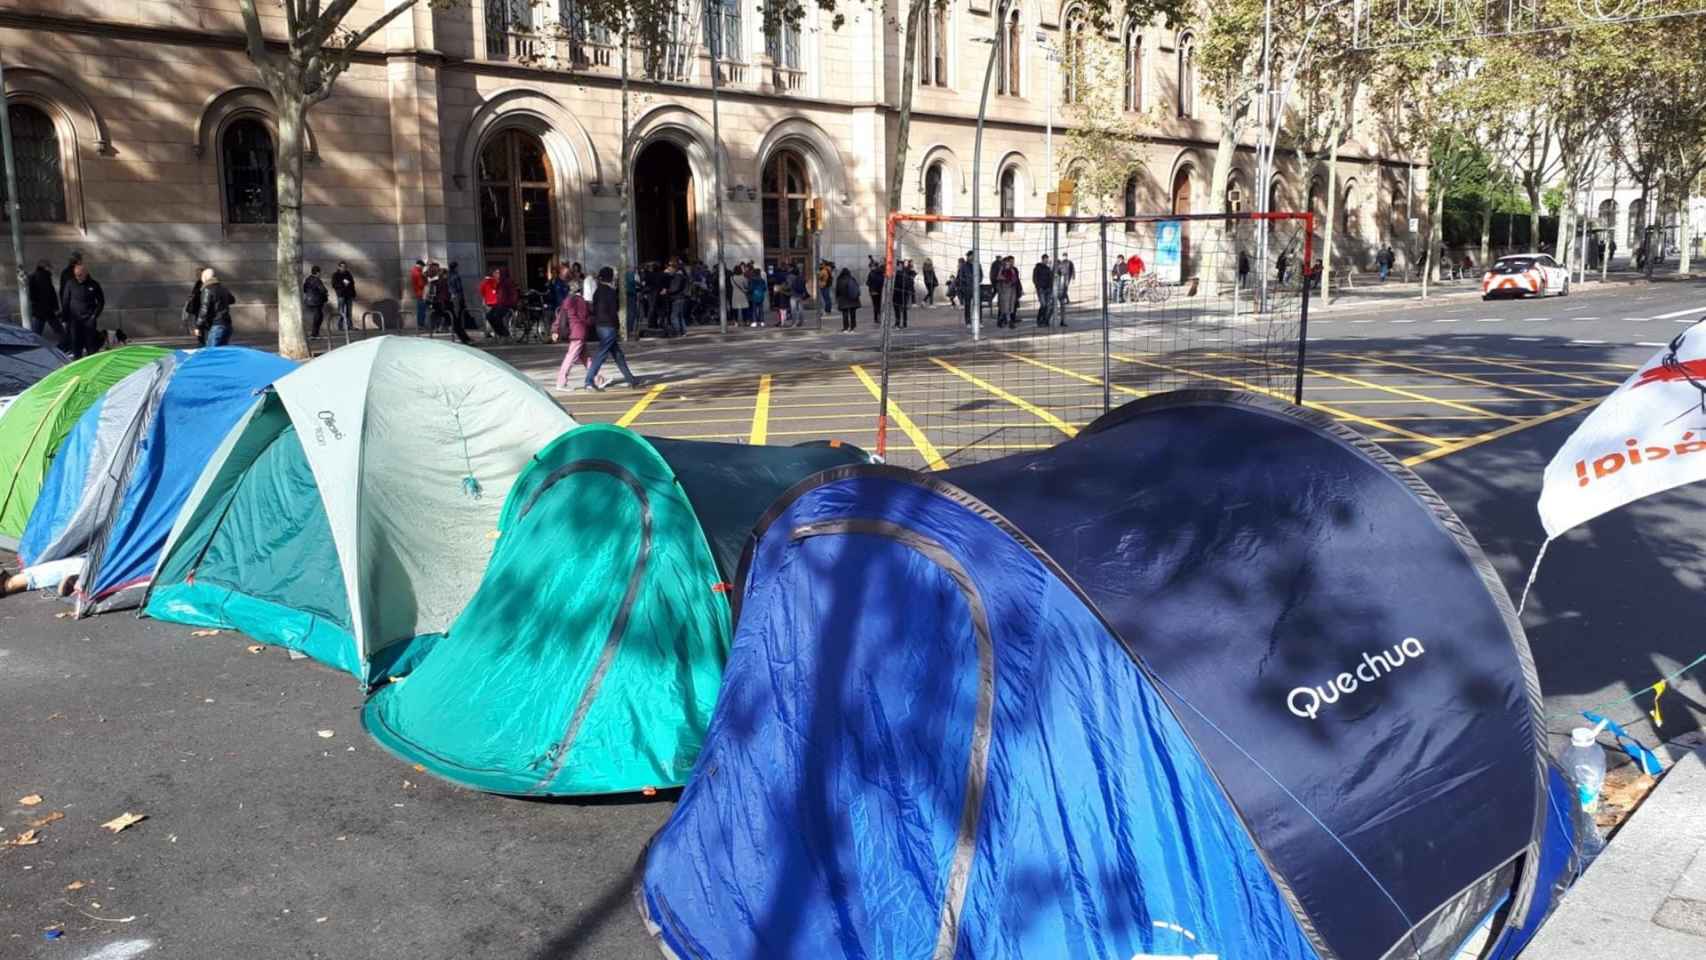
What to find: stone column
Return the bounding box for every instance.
[384,7,449,328]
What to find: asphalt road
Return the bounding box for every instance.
[4,274,1704,959]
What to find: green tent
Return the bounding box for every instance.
[0,346,171,549]
[363,424,733,795]
[145,337,576,683]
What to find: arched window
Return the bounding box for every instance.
[1268,177,1283,214]
[1176,32,1195,118]
[1596,198,1617,226]
[1340,179,1356,233]
[918,3,949,87]
[222,117,277,225]
[1063,9,1086,105]
[1306,177,1323,220]
[762,148,811,265]
[0,104,66,223]
[924,161,944,232]
[765,0,801,70]
[1123,172,1139,232]
[1225,174,1244,229]
[1123,24,1142,111]
[998,8,1022,96]
[1628,197,1646,247]
[999,166,1017,232]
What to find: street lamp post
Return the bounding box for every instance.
[0,56,27,326]
[1038,34,1061,265]
[970,0,1015,342]
[707,0,728,334]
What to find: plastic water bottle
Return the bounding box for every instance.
[1562,727,1606,813]
[1562,727,1607,865]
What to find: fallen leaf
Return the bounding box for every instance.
[54,611,70,619]
[315,916,328,923]
[412,764,425,773]
[246,644,265,654]
[189,629,221,637]
[5,829,40,846]
[19,794,43,806]
[100,812,146,834]
[316,729,334,739]
[64,880,86,891]
[27,811,64,829]
[46,712,64,720]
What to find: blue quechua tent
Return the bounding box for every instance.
[639,391,1579,960]
[19,347,296,615]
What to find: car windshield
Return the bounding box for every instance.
[1492,258,1536,274]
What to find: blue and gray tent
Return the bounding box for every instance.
[639,390,1579,960]
[0,324,67,401]
[20,347,296,615]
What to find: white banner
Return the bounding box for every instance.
[1540,323,1706,538]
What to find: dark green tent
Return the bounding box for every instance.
[362,424,867,796]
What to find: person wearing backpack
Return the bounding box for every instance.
[748,268,768,329]
[302,265,330,338]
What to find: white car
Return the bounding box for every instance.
[1482,254,1570,300]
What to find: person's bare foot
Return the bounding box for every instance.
[57,575,77,598]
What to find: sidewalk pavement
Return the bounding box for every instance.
[1525,746,1706,957]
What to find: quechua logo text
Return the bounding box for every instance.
[1287,638,1427,720]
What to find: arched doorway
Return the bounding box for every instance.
[1171,166,1193,268]
[634,141,696,265]
[762,148,810,267]
[479,128,557,292]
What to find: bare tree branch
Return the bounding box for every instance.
[336,0,422,58]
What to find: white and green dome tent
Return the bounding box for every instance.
[145,337,576,684]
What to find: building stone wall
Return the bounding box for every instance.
[0,0,1425,336]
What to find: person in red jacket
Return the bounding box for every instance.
[479,266,516,338]
[410,259,427,330]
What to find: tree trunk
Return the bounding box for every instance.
[1321,133,1340,303]
[1479,201,1492,266]
[1526,180,1542,254]
[1681,199,1693,275]
[1423,178,1444,297]
[275,88,309,359]
[1205,99,1245,285]
[877,0,927,324]
[1641,176,1653,278]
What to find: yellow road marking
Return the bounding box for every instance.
[1002,352,1149,399]
[1401,396,1604,468]
[749,374,773,445]
[929,357,1079,437]
[1213,352,1521,422]
[851,364,946,470]
[1322,352,1572,401]
[1110,353,1448,447]
[1388,352,1624,387]
[615,383,667,427]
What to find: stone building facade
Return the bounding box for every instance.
[0,0,1425,334]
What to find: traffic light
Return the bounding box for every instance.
[805,197,825,232]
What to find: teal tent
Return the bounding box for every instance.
[363,425,869,796]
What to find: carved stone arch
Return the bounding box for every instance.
[3,67,110,156]
[195,86,316,161]
[995,150,1035,197]
[452,87,603,192]
[628,104,726,263]
[916,143,964,194]
[1165,147,1207,208]
[754,117,851,206]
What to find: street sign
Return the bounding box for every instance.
[1408,217,1420,232]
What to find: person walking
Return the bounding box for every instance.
[865,259,885,320]
[748,266,767,329]
[892,260,914,329]
[1032,254,1055,327]
[957,253,977,325]
[1275,251,1290,286]
[730,264,750,325]
[26,260,63,345]
[922,258,939,305]
[302,265,330,338]
[1056,254,1075,306]
[666,260,689,336]
[194,267,235,348]
[446,261,472,334]
[60,262,106,358]
[948,257,963,308]
[1308,259,1324,295]
[183,270,207,347]
[1376,245,1392,282]
[410,259,428,330]
[424,263,466,344]
[817,260,834,314]
[1237,249,1252,289]
[835,266,861,332]
[480,266,516,338]
[585,267,638,391]
[996,258,1019,328]
[554,274,602,389]
[59,250,83,297]
[770,261,791,327]
[788,262,808,328]
[331,261,356,331]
